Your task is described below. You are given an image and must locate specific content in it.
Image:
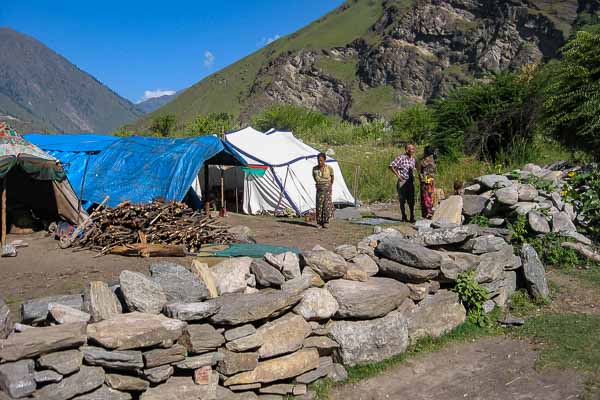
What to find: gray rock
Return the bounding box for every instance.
[0,359,36,398]
[522,244,549,301]
[407,290,466,344]
[483,300,496,314]
[21,294,83,324]
[528,211,550,234]
[150,262,210,303]
[80,346,144,371]
[348,254,379,277]
[462,195,488,217]
[34,369,63,384]
[326,278,409,320]
[432,196,463,225]
[257,313,311,359]
[224,324,256,342]
[73,385,132,400]
[440,252,480,281]
[477,174,511,189]
[163,302,219,321]
[559,231,592,246]
[181,324,225,354]
[378,258,439,283]
[33,366,105,400]
[225,333,264,352]
[173,352,224,369]
[143,365,173,384]
[418,225,479,246]
[48,303,91,324]
[488,218,505,227]
[328,364,348,382]
[376,237,444,269]
[564,203,576,221]
[259,384,295,395]
[264,252,301,280]
[464,183,482,194]
[38,349,83,375]
[209,291,302,326]
[119,271,167,314]
[0,322,87,361]
[552,212,577,233]
[334,245,359,261]
[105,374,149,392]
[281,275,313,293]
[84,281,123,322]
[295,365,331,384]
[293,288,339,321]
[217,350,259,375]
[0,297,12,339]
[461,235,507,254]
[512,202,540,215]
[300,250,348,281]
[251,260,285,287]
[211,257,253,295]
[518,184,538,202]
[139,376,212,400]
[482,271,517,297]
[328,310,409,366]
[303,336,340,356]
[143,344,187,368]
[475,247,516,283]
[551,192,565,210]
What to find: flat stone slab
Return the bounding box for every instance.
[0,297,12,339]
[163,302,219,321]
[143,344,187,368]
[378,259,439,283]
[522,244,549,301]
[408,290,466,345]
[224,324,256,342]
[328,310,409,366]
[143,365,173,384]
[327,278,409,319]
[210,257,253,295]
[84,281,123,323]
[21,294,83,324]
[173,352,223,369]
[209,292,302,326]
[38,349,83,375]
[257,314,311,359]
[432,195,463,225]
[73,385,132,400]
[150,262,210,303]
[0,322,87,361]
[224,349,319,386]
[251,260,285,288]
[81,346,144,371]
[180,324,225,354]
[417,225,478,246]
[226,332,264,352]
[33,366,105,400]
[105,373,149,392]
[376,238,444,269]
[217,350,259,376]
[86,312,186,350]
[140,376,211,400]
[49,303,91,324]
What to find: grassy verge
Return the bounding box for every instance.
[311,310,505,399]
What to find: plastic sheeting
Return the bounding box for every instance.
[224,127,355,215]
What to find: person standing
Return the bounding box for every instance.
[418,146,436,219]
[389,144,417,223]
[313,153,334,229]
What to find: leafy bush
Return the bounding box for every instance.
[185,112,236,136]
[431,72,538,161]
[563,167,600,241]
[529,233,586,268]
[454,271,490,327]
[468,214,490,227]
[508,214,529,245]
[391,104,437,144]
[540,31,600,160]
[252,104,331,133]
[149,114,177,137]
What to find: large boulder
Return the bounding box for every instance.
[552,212,577,233]
[432,195,463,225]
[84,281,123,323]
[209,292,302,326]
[378,259,439,283]
[0,359,36,398]
[326,278,409,319]
[328,310,409,366]
[528,211,550,234]
[477,174,510,189]
[417,225,478,246]
[21,294,83,325]
[521,244,549,301]
[301,250,348,280]
[250,260,285,288]
[33,366,105,400]
[86,312,186,350]
[0,297,13,339]
[293,288,339,321]
[119,271,167,314]
[407,290,466,344]
[0,322,87,361]
[348,254,379,277]
[462,195,488,217]
[439,252,480,281]
[257,314,311,359]
[223,349,319,386]
[376,238,444,269]
[265,252,301,280]
[210,257,253,295]
[461,235,507,254]
[495,186,519,206]
[150,263,210,303]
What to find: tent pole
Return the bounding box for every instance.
[203,165,210,214]
[78,154,91,224]
[1,176,6,247]
[220,168,225,211]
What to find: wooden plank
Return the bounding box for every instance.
[1,176,6,246]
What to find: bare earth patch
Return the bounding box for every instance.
[331,337,586,400]
[546,269,600,315]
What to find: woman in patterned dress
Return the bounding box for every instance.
[419,146,437,219]
[312,153,334,228]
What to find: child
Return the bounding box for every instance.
[453,180,465,196]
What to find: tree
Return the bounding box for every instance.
[541,31,600,160]
[251,104,330,133]
[391,104,437,144]
[185,112,236,136]
[149,114,176,137]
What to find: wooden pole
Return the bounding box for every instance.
[220,168,225,211]
[204,165,210,213]
[77,154,91,224]
[1,176,6,247]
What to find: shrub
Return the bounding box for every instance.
[529,233,586,268]
[540,31,600,160]
[391,104,437,144]
[149,114,176,137]
[563,167,600,241]
[251,104,331,133]
[454,271,490,327]
[185,112,236,136]
[508,214,529,245]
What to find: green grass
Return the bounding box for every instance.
[350,85,399,118]
[314,57,358,82]
[312,311,504,399]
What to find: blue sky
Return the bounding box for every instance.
[2,0,344,103]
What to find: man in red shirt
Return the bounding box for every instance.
[389,144,417,223]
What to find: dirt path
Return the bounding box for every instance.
[546,269,600,315]
[331,337,586,400]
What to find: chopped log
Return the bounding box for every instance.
[110,243,187,257]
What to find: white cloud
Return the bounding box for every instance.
[203,50,215,68]
[257,33,281,47]
[137,89,176,103]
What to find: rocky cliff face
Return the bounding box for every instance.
[243,0,577,120]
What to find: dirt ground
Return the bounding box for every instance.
[331,337,587,400]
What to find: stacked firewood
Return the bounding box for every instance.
[69,200,235,255]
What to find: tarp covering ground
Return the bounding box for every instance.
[26,134,245,208]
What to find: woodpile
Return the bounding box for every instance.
[67,200,235,256]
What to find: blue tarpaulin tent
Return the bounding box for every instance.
[25,134,245,209]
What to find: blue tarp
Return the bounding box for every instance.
[25,134,245,208]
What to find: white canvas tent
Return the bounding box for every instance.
[223,127,355,215]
